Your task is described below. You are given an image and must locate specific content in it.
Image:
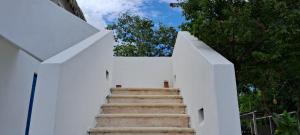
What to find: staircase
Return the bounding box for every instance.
[89,88,195,135]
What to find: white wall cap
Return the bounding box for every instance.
[176,31,233,65]
[0,0,98,61]
[44,30,112,64]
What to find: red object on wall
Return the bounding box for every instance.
[164,80,169,88]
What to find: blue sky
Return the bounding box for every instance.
[76,0,185,29]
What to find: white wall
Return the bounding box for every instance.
[0,36,40,135]
[30,30,114,135]
[0,0,99,61]
[112,57,173,88]
[172,32,241,135]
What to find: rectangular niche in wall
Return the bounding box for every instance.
[106,70,109,80]
[198,108,204,124]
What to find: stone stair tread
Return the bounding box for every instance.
[111,88,180,95]
[89,127,195,133]
[102,103,186,107]
[101,103,186,114]
[111,88,180,91]
[96,114,190,127]
[108,95,182,98]
[90,87,195,134]
[97,114,189,118]
[107,95,183,104]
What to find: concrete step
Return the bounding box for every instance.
[96,114,190,127]
[101,103,186,114]
[111,88,180,95]
[89,127,195,135]
[107,95,183,104]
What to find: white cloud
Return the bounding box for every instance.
[159,0,178,3]
[77,0,147,29]
[76,0,184,29]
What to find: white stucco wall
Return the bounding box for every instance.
[0,27,241,135]
[0,0,99,61]
[172,32,241,135]
[30,30,114,135]
[0,36,40,135]
[112,57,173,88]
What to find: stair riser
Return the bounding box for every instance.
[90,132,194,135]
[111,90,179,95]
[108,97,182,104]
[96,117,189,127]
[102,106,186,114]
[89,88,196,135]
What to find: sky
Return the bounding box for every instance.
[76,0,185,29]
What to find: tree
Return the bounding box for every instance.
[179,0,300,115]
[273,111,299,135]
[107,13,178,56]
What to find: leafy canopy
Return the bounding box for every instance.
[107,13,178,56]
[273,111,299,135]
[179,0,300,114]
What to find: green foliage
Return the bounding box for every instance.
[273,111,299,135]
[239,88,262,113]
[107,13,178,56]
[180,0,300,114]
[112,44,138,56]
